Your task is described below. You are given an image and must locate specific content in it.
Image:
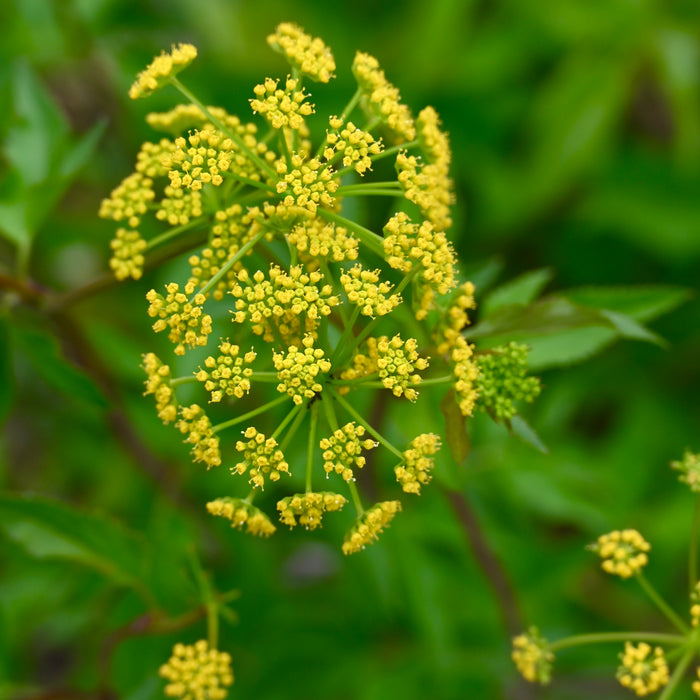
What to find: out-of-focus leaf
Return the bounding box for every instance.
[58,118,107,180]
[12,324,106,406]
[440,389,470,465]
[0,493,149,593]
[481,268,553,317]
[509,415,548,454]
[0,319,14,423]
[525,327,621,370]
[599,309,664,346]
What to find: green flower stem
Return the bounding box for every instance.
[329,388,404,460]
[637,572,691,635]
[249,372,280,383]
[221,170,277,193]
[170,76,277,180]
[322,391,339,432]
[316,209,385,257]
[336,188,404,198]
[170,375,198,387]
[212,395,289,434]
[393,265,422,298]
[658,645,696,700]
[549,631,687,653]
[330,306,362,365]
[337,315,381,365]
[146,216,208,250]
[188,548,219,649]
[278,128,292,169]
[192,230,266,301]
[370,140,419,163]
[320,260,349,325]
[347,479,365,517]
[419,375,454,386]
[337,181,403,193]
[278,403,308,452]
[271,403,303,442]
[691,494,700,592]
[305,401,319,492]
[314,88,362,159]
[329,372,380,386]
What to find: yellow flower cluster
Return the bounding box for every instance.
[267,22,336,83]
[146,104,252,136]
[435,282,477,354]
[452,337,480,416]
[165,130,233,191]
[691,581,700,627]
[592,529,651,578]
[277,491,347,530]
[273,335,331,405]
[129,43,198,100]
[367,335,429,401]
[207,497,276,537]
[99,172,154,228]
[159,639,233,700]
[287,219,358,262]
[396,150,454,232]
[320,422,377,482]
[196,340,256,403]
[275,153,339,214]
[175,404,221,468]
[616,642,669,696]
[694,668,700,697]
[136,139,174,178]
[233,427,289,489]
[340,265,401,318]
[156,185,203,226]
[342,500,401,555]
[230,265,337,344]
[109,228,147,281]
[511,628,553,684]
[352,52,415,142]
[395,433,441,495]
[146,283,213,355]
[142,353,178,423]
[324,117,383,175]
[671,450,700,492]
[250,77,314,130]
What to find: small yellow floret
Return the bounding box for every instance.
[320,422,377,482]
[129,43,197,100]
[273,335,331,405]
[267,23,335,83]
[159,639,233,700]
[342,501,401,555]
[207,497,276,537]
[277,491,347,530]
[511,627,553,684]
[395,433,441,495]
[233,427,290,489]
[616,642,669,696]
[591,529,651,578]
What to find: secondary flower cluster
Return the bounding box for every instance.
[109,23,542,569]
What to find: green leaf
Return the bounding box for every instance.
[509,415,548,454]
[0,493,150,594]
[525,327,621,370]
[481,268,554,317]
[0,319,14,424]
[440,389,470,464]
[58,118,107,180]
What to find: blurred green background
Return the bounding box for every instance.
[1,0,699,698]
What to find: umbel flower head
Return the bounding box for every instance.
[616,642,669,696]
[671,450,700,492]
[511,627,554,685]
[159,639,234,700]
[115,22,539,555]
[589,529,651,578]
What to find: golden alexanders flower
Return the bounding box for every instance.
[146,283,213,355]
[340,265,401,318]
[129,43,197,100]
[342,500,401,555]
[142,353,178,423]
[287,219,358,262]
[273,335,331,405]
[109,228,147,281]
[175,404,221,468]
[616,642,669,696]
[156,185,203,226]
[368,335,429,401]
[320,422,377,482]
[511,627,554,685]
[196,340,256,403]
[434,281,476,354]
[267,22,336,83]
[452,336,480,416]
[165,130,234,191]
[277,491,347,530]
[590,529,651,578]
[233,427,289,489]
[250,77,314,130]
[99,172,155,228]
[275,152,339,213]
[159,639,233,700]
[671,450,700,492]
[691,580,700,627]
[324,117,383,175]
[207,497,276,537]
[395,433,441,495]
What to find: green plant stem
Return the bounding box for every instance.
[329,388,403,459]
[249,371,280,382]
[347,480,364,516]
[146,217,208,250]
[549,631,687,653]
[188,548,218,648]
[337,188,404,198]
[419,375,454,386]
[329,373,380,386]
[170,375,198,387]
[314,88,362,159]
[691,494,700,592]
[278,403,307,451]
[170,76,277,179]
[330,306,361,365]
[658,645,696,700]
[637,572,690,634]
[305,401,318,492]
[222,170,277,193]
[212,395,289,434]
[192,230,266,301]
[316,209,384,257]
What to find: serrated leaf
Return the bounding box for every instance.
[525,327,619,370]
[599,309,665,346]
[509,415,548,454]
[0,493,149,594]
[440,389,470,464]
[481,268,554,317]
